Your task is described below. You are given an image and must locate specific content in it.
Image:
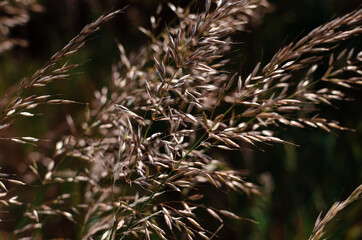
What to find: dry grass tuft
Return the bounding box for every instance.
[0,0,361,239]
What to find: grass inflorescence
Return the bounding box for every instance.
[0,0,361,239]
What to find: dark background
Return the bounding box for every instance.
[0,0,361,239]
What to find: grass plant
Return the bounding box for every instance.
[0,0,361,239]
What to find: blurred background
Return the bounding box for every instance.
[0,0,361,239]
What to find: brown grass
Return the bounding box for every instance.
[0,0,361,239]
[309,184,362,240]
